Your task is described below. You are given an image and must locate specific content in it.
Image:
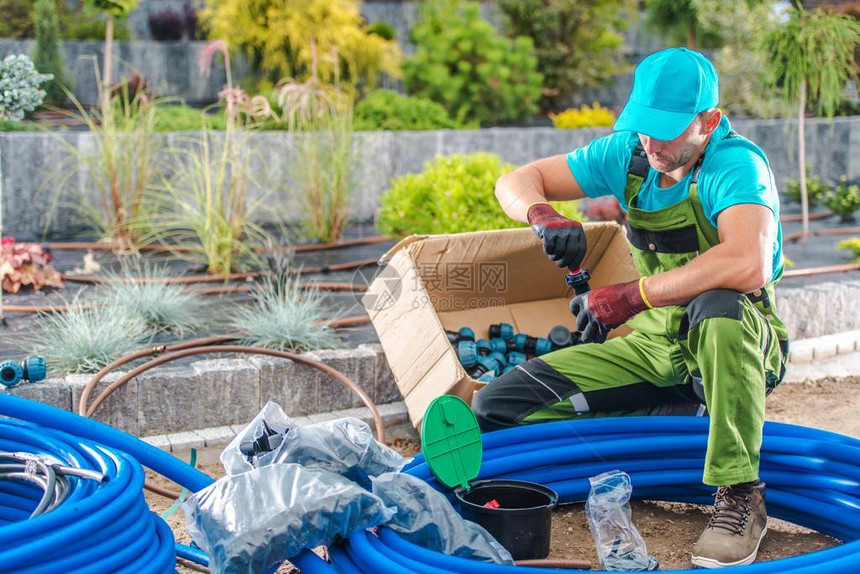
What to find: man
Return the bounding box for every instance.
[472,47,789,569]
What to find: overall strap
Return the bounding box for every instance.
[624,142,650,208]
[688,131,740,248]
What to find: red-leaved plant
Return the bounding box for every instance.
[0,237,64,293]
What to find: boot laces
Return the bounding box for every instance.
[708,483,754,535]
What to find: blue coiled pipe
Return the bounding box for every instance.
[0,416,175,573]
[0,393,340,573]
[6,392,859,573]
[332,416,860,573]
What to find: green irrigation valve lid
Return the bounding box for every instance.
[421,395,482,491]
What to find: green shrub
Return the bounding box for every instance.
[0,119,38,132]
[782,165,830,205]
[403,0,542,126]
[377,153,582,237]
[823,177,860,221]
[0,55,52,121]
[62,16,130,41]
[366,21,396,41]
[550,103,616,129]
[153,104,227,132]
[0,0,34,38]
[34,0,70,107]
[498,0,634,111]
[354,90,468,131]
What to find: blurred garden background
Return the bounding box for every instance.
[0,0,859,373]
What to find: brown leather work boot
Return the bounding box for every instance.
[691,480,767,568]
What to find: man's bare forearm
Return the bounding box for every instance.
[495,167,549,224]
[643,242,771,307]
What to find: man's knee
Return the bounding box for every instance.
[471,375,515,432]
[679,289,745,339]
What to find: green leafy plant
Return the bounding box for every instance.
[550,103,616,129]
[353,89,467,131]
[230,271,342,352]
[50,85,163,250]
[839,237,860,261]
[201,0,401,89]
[823,177,860,222]
[782,165,830,206]
[763,5,860,240]
[645,0,721,50]
[144,129,274,275]
[403,0,543,126]
[33,0,71,107]
[377,153,583,237]
[26,297,151,374]
[0,55,52,121]
[101,261,207,336]
[498,0,634,111]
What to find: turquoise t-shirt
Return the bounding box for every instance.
[566,116,784,280]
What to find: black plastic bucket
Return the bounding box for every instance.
[456,479,558,560]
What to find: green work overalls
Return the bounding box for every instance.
[473,133,790,486]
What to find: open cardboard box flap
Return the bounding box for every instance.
[364,222,638,428]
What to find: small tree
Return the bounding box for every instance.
[33,0,70,106]
[498,0,635,111]
[646,0,701,49]
[404,0,543,126]
[763,6,860,241]
[85,0,139,109]
[201,0,401,90]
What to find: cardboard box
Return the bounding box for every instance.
[363,222,638,428]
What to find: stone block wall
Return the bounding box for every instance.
[3,343,400,436]
[2,118,859,240]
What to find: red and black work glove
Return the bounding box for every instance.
[527,203,587,270]
[569,280,649,344]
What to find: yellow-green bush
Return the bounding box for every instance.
[550,103,615,129]
[839,237,860,261]
[377,153,582,237]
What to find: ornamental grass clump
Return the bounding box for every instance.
[49,84,165,251]
[101,261,207,336]
[230,272,342,352]
[27,297,150,374]
[145,129,274,275]
[276,45,356,244]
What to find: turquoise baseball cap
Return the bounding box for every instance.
[614,47,719,141]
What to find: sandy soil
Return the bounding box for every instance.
[151,378,858,572]
[548,377,859,570]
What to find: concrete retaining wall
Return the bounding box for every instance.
[6,321,860,436]
[5,343,399,436]
[2,117,859,240]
